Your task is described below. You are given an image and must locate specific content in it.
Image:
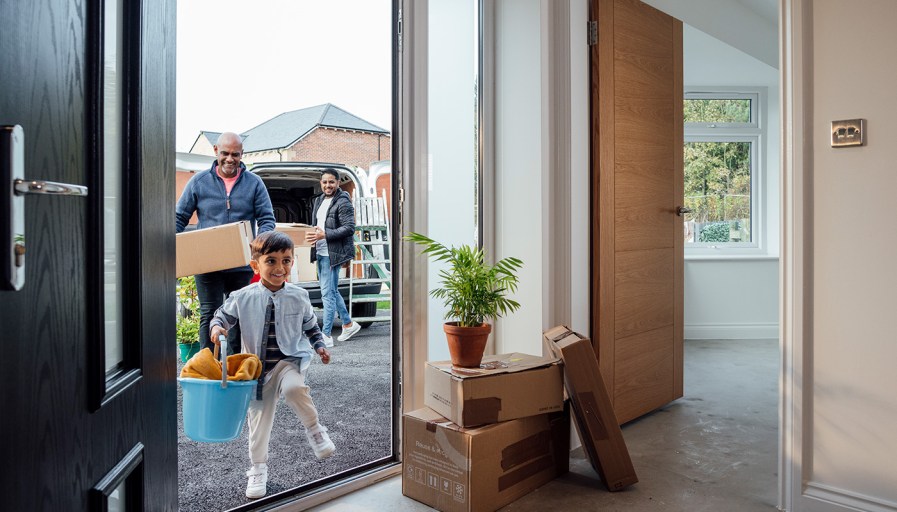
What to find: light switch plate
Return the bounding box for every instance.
[831,119,865,147]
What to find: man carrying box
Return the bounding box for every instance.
[176,132,275,354]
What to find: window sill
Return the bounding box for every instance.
[685,253,779,262]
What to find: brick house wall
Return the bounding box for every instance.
[281,127,391,170]
[191,127,391,171]
[175,170,198,225]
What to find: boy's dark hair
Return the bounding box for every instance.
[321,168,340,181]
[251,231,294,259]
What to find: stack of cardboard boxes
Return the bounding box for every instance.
[402,327,638,512]
[172,224,638,511]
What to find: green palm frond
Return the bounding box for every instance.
[405,232,524,327]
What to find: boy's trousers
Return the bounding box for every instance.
[247,359,319,465]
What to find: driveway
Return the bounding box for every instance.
[177,319,393,512]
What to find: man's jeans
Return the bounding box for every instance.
[194,267,254,354]
[316,256,352,336]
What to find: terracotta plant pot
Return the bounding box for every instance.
[443,322,492,368]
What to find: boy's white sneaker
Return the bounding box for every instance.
[337,322,361,342]
[306,424,336,459]
[245,463,268,499]
[322,334,334,348]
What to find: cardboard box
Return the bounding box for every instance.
[543,326,638,491]
[290,246,317,282]
[176,221,252,278]
[274,222,314,247]
[402,407,569,512]
[425,353,564,428]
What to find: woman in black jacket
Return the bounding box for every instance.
[306,169,361,346]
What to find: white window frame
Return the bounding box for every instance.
[684,88,768,257]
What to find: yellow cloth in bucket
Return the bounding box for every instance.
[180,348,262,381]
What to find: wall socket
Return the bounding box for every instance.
[831,119,866,147]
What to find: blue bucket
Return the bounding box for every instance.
[178,377,256,442]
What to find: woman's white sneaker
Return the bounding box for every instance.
[245,463,268,499]
[306,424,336,459]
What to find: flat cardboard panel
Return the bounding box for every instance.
[175,221,252,278]
[543,325,638,491]
[424,353,564,427]
[274,222,314,247]
[402,408,569,512]
[291,246,316,282]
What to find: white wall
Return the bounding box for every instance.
[683,25,780,340]
[804,1,897,507]
[491,0,590,354]
[492,0,545,355]
[426,0,478,361]
[642,0,778,69]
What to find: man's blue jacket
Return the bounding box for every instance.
[175,160,276,238]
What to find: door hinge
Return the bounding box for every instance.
[588,20,597,46]
[398,185,405,228]
[397,9,403,53]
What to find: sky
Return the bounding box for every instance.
[176,0,392,152]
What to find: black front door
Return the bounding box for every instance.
[0,0,177,510]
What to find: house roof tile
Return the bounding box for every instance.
[198,104,387,153]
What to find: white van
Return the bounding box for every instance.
[250,162,382,326]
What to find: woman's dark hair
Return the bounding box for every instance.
[251,231,294,259]
[321,168,340,181]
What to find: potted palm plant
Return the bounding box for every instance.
[406,232,523,367]
[176,276,201,362]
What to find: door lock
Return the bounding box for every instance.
[2,125,88,291]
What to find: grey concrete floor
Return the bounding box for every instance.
[310,339,780,512]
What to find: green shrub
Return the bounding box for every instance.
[176,315,200,345]
[699,222,731,243]
[176,276,200,344]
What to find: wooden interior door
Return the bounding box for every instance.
[591,0,684,425]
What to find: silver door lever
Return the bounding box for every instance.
[14,178,88,196]
[3,125,88,291]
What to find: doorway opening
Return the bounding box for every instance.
[175,1,398,510]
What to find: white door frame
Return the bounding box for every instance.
[778,0,805,510]
[778,2,870,511]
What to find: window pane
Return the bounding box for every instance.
[104,0,124,372]
[683,141,751,244]
[107,482,125,512]
[684,99,751,124]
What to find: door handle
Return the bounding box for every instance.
[676,206,692,217]
[2,125,88,291]
[14,178,87,196]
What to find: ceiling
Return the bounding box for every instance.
[733,0,779,26]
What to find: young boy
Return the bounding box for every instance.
[210,230,335,499]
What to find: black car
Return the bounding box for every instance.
[250,162,384,327]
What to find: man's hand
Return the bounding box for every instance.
[210,326,228,345]
[317,347,331,364]
[305,227,325,244]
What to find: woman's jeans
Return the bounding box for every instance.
[194,267,254,354]
[316,256,352,336]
